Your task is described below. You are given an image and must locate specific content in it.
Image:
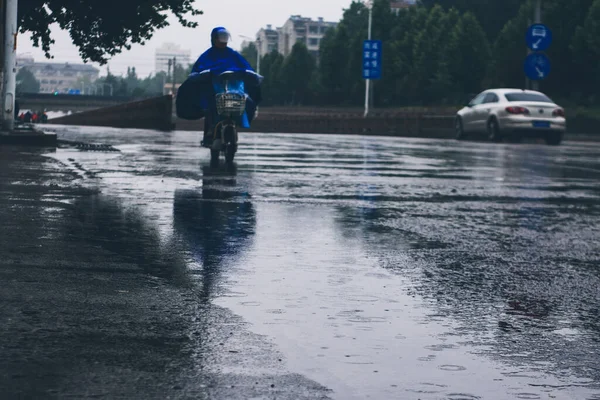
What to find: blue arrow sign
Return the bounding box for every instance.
[524,53,551,81]
[363,40,382,80]
[526,24,552,51]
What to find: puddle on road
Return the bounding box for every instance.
[45,129,600,400]
[214,202,599,400]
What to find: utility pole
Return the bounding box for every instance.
[172,57,176,95]
[364,0,373,118]
[0,0,5,112]
[526,18,531,90]
[1,0,18,132]
[532,0,542,91]
[256,38,261,75]
[167,59,172,95]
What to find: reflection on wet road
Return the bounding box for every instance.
[50,126,600,399]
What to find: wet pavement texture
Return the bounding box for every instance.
[1,126,600,400]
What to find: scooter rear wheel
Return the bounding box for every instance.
[225,145,236,164]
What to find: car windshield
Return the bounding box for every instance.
[505,92,553,103]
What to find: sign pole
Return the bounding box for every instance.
[532,0,542,91]
[524,8,551,89]
[362,1,381,117]
[364,2,372,118]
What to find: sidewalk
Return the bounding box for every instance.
[0,123,57,146]
[0,145,330,399]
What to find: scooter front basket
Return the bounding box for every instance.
[215,93,247,118]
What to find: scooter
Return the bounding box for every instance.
[202,71,247,165]
[176,69,262,166]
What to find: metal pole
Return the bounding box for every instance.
[1,0,18,132]
[526,18,532,90]
[364,2,372,118]
[172,57,176,94]
[0,0,5,110]
[167,59,172,94]
[256,39,261,75]
[532,0,541,91]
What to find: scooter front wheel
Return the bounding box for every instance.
[210,149,220,166]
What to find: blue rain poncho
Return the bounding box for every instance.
[176,30,262,125]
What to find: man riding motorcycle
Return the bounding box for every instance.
[176,27,262,149]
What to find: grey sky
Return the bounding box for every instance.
[16,0,353,78]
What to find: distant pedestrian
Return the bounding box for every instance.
[24,111,32,123]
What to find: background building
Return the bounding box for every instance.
[277,16,337,58]
[390,0,417,14]
[16,55,100,94]
[256,25,279,57]
[155,43,191,74]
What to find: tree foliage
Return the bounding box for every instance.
[258,51,285,105]
[240,43,258,71]
[16,68,41,93]
[18,0,202,64]
[279,43,316,105]
[418,0,523,41]
[28,0,597,106]
[241,0,599,107]
[94,69,169,97]
[569,0,600,102]
[314,0,491,106]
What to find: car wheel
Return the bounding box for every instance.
[487,118,502,143]
[455,117,466,140]
[545,132,563,146]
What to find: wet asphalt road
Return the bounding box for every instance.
[2,126,600,400]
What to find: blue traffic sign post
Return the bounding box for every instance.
[526,24,552,51]
[524,20,552,89]
[363,40,382,80]
[524,53,551,81]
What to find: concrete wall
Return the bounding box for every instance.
[174,108,600,141]
[48,95,174,131]
[17,93,138,113]
[174,112,456,139]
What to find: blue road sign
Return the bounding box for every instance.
[524,53,551,81]
[363,40,382,80]
[526,24,552,51]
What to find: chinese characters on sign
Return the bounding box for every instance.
[363,40,382,80]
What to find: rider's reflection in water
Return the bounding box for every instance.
[173,165,256,301]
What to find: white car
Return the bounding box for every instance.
[455,89,566,145]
